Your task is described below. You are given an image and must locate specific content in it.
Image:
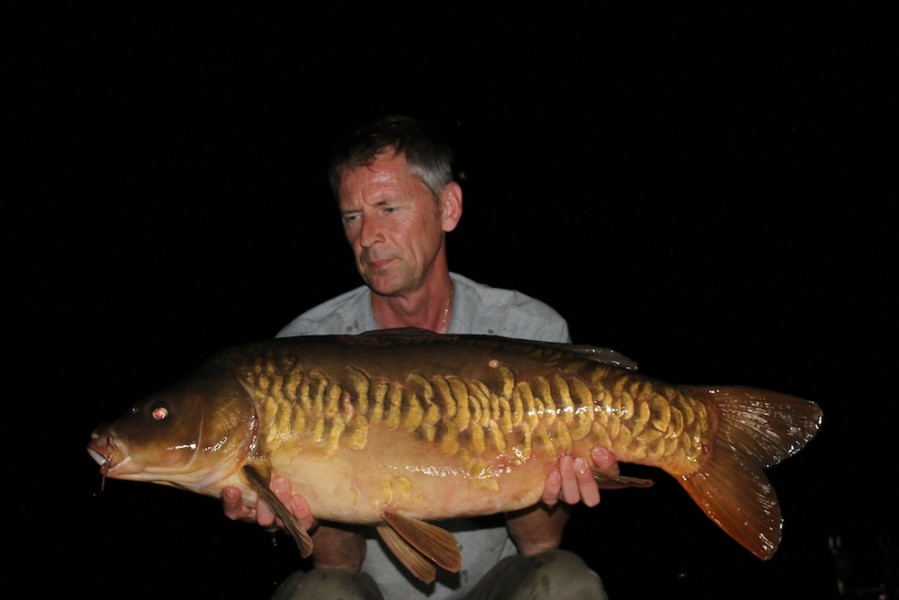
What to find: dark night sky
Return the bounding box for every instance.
[10,6,896,599]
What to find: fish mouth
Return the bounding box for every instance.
[87,445,111,470]
[87,431,123,491]
[87,431,122,475]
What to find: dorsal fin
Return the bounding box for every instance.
[359,328,639,370]
[360,327,437,336]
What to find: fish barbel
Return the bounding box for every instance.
[87,329,822,583]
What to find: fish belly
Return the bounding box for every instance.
[266,419,555,523]
[248,350,709,524]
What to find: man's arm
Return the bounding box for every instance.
[507,446,619,554]
[505,502,572,555]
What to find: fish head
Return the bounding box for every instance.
[87,367,257,496]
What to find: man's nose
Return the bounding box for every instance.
[358,216,380,247]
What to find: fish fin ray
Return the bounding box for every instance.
[694,385,823,468]
[376,524,438,584]
[380,511,461,573]
[592,472,654,489]
[677,386,822,560]
[679,449,781,560]
[359,328,639,369]
[565,344,639,370]
[242,465,314,558]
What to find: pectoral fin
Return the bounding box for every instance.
[377,511,461,582]
[242,465,314,558]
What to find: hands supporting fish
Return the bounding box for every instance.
[221,446,619,568]
[544,447,620,508]
[507,447,620,556]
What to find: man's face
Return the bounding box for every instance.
[338,151,447,297]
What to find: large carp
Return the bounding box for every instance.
[87,329,822,583]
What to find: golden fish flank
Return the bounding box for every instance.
[243,351,712,480]
[87,330,822,585]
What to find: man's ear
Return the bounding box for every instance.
[441,181,463,232]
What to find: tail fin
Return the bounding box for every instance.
[677,385,822,559]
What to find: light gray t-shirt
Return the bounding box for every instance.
[276,272,571,599]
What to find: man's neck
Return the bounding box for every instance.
[371,275,455,333]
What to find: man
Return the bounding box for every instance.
[222,115,623,599]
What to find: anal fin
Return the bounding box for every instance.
[592,471,655,489]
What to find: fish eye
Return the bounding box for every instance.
[151,405,169,421]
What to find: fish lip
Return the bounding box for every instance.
[87,432,121,472]
[87,446,109,467]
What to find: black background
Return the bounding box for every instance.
[10,6,896,599]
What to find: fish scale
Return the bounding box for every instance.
[88,329,822,584]
[243,348,716,481]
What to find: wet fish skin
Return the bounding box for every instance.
[87,329,822,583]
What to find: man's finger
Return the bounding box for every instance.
[290,494,318,531]
[542,469,562,506]
[222,486,252,521]
[559,455,580,504]
[256,496,277,527]
[574,457,600,507]
[591,446,619,475]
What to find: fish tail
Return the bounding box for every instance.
[676,385,823,560]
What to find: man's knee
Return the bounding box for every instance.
[526,550,608,599]
[270,569,384,600]
[468,550,608,600]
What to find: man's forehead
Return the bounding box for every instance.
[339,154,429,205]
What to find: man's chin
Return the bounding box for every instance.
[363,275,398,296]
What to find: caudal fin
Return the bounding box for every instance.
[677,385,822,560]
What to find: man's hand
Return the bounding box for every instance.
[507,446,618,555]
[221,478,365,571]
[542,447,619,508]
[222,476,316,531]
